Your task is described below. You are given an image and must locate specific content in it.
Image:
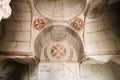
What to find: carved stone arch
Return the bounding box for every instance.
[34,25,84,63]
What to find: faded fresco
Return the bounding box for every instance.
[0,0,120,80]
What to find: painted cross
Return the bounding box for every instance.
[72,18,84,31]
[51,44,66,59]
[33,18,45,30]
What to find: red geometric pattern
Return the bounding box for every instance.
[50,44,66,59]
[72,18,84,31]
[33,18,45,30]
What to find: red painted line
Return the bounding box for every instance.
[85,51,120,56]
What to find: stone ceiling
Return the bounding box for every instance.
[0,0,120,65]
[34,0,86,21]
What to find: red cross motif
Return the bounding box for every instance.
[50,44,66,59]
[33,18,45,30]
[72,18,84,31]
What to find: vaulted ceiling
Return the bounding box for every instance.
[0,0,120,65]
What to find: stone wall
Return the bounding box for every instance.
[80,63,115,80]
[0,0,120,80]
[83,0,120,63]
[29,62,120,80]
[0,0,31,52]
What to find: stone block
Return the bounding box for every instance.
[97,40,118,52]
[85,17,100,24]
[85,33,99,43]
[14,32,30,42]
[15,42,29,51]
[5,22,31,31]
[20,22,31,31]
[5,22,19,31]
[85,34,92,44]
[86,43,99,52]
[85,22,99,33]
[85,20,112,33]
[3,32,14,41]
[108,30,116,40]
[97,31,108,41]
[12,2,30,11]
[0,42,29,51]
[0,42,16,51]
[12,12,31,21]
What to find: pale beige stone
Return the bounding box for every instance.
[12,12,31,21]
[5,22,31,31]
[97,40,118,52]
[85,33,99,43]
[12,2,30,11]
[15,42,29,51]
[85,22,100,33]
[20,22,31,31]
[85,34,91,43]
[86,43,99,52]
[14,32,30,42]
[0,42,29,51]
[81,64,115,80]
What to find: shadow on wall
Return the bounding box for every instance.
[109,1,120,38]
[108,61,120,80]
[0,59,29,80]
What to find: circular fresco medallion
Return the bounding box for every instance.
[44,41,74,61]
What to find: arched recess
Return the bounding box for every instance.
[34,25,84,62]
[33,0,86,21]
